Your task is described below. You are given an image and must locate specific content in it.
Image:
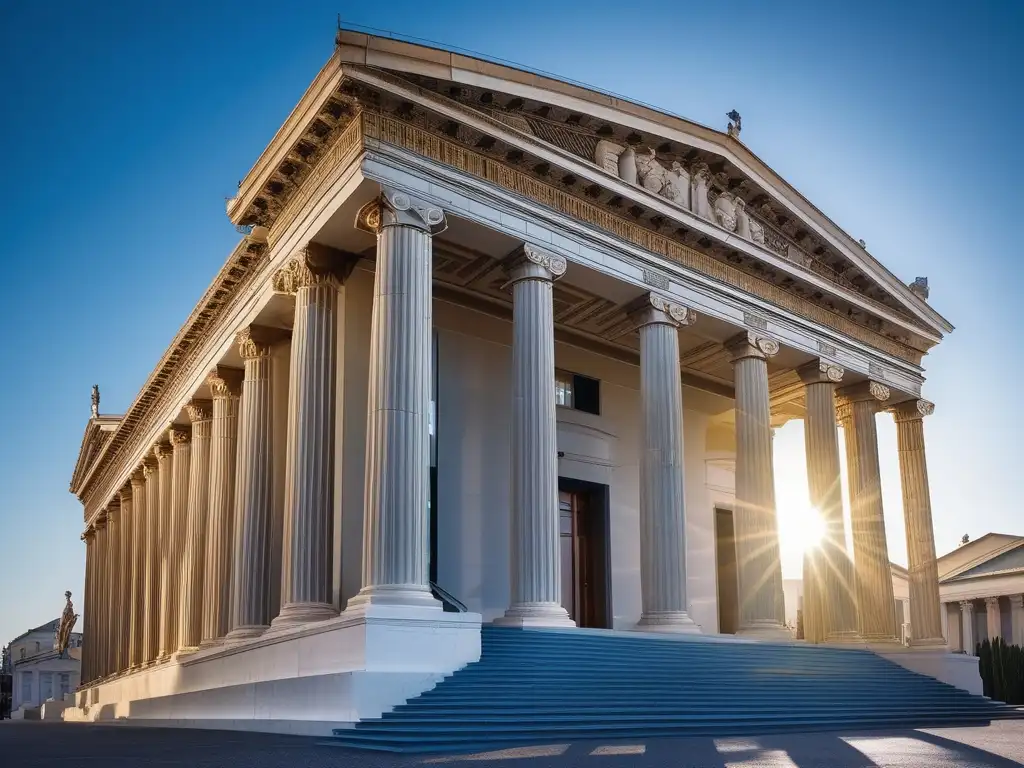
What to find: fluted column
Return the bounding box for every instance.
[727,331,787,638]
[274,246,356,625]
[200,369,242,647]
[82,529,96,683]
[143,460,160,664]
[631,293,699,633]
[157,429,190,657]
[116,487,133,673]
[94,514,109,678]
[1010,595,1024,646]
[961,600,977,654]
[799,360,859,644]
[128,469,146,669]
[491,244,574,627]
[838,380,899,644]
[108,507,123,677]
[888,398,946,647]
[985,597,1002,641]
[348,189,445,614]
[178,402,212,652]
[227,327,279,639]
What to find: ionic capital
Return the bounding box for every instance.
[185,399,213,423]
[503,243,568,285]
[960,600,976,614]
[272,243,359,294]
[206,366,243,399]
[355,187,447,235]
[985,596,1000,607]
[1010,594,1024,609]
[837,380,890,405]
[797,359,845,386]
[153,442,173,464]
[725,330,780,362]
[236,325,288,361]
[627,292,696,329]
[888,398,935,423]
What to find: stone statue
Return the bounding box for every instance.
[90,385,100,419]
[662,161,691,207]
[55,591,78,659]
[691,163,713,221]
[594,139,624,175]
[727,110,742,139]
[634,148,667,194]
[909,276,930,300]
[1,644,9,674]
[713,192,739,232]
[617,146,638,185]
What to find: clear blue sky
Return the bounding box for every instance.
[1,1,1020,644]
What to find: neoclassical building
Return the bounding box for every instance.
[65,31,968,730]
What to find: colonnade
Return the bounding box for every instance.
[78,186,947,684]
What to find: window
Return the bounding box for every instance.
[34,642,40,652]
[19,648,25,660]
[40,672,52,702]
[555,370,600,415]
[20,672,32,704]
[59,673,70,698]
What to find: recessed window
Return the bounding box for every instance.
[555,369,600,415]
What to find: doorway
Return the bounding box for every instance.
[558,478,611,628]
[715,506,740,634]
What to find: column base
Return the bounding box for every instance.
[737,621,793,641]
[494,602,575,628]
[346,584,442,612]
[198,637,223,651]
[911,637,949,650]
[636,611,701,634]
[271,602,340,627]
[224,625,269,642]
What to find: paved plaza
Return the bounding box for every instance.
[2,720,1024,767]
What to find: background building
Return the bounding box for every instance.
[8,620,81,719]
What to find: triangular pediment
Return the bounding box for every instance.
[70,416,122,500]
[938,533,1024,581]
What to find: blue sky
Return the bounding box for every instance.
[0,1,1020,644]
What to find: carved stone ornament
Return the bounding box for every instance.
[504,243,568,284]
[798,359,845,386]
[631,293,696,327]
[594,139,624,174]
[153,442,173,462]
[869,381,891,401]
[55,591,78,659]
[168,427,191,446]
[726,330,780,361]
[355,187,447,235]
[142,460,158,479]
[890,398,935,422]
[635,148,667,194]
[713,193,739,232]
[823,362,845,382]
[185,399,213,423]
[273,243,358,294]
[236,327,283,361]
[130,467,146,487]
[207,367,243,398]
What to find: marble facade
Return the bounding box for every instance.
[64,32,961,731]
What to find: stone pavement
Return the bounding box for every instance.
[2,720,1023,767]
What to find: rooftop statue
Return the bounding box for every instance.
[90,385,100,419]
[55,591,78,659]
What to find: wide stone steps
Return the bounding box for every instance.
[328,626,1024,753]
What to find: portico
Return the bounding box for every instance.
[64,31,962,731]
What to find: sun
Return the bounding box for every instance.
[778,501,827,556]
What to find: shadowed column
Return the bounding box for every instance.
[201,368,241,647]
[155,441,174,659]
[727,331,788,639]
[162,428,191,657]
[94,513,109,679]
[81,528,95,682]
[631,293,700,633]
[143,458,160,663]
[178,401,212,652]
[116,486,133,673]
[838,381,899,644]
[128,468,146,669]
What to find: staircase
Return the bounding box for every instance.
[329,626,1024,753]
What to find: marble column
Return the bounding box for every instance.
[961,600,977,654]
[178,402,212,652]
[1010,595,1024,647]
[889,398,946,647]
[274,246,356,626]
[82,529,95,683]
[985,596,1002,641]
[838,381,899,644]
[143,460,160,664]
[159,428,190,657]
[200,368,242,647]
[493,243,575,628]
[726,331,787,638]
[117,486,133,673]
[631,293,699,633]
[106,507,121,677]
[95,514,109,679]
[227,327,280,639]
[799,360,859,643]
[128,469,146,669]
[348,189,446,614]
[154,441,174,659]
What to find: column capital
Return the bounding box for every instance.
[142,459,158,479]
[797,359,845,386]
[985,596,1001,607]
[272,243,360,294]
[1010,594,1024,609]
[82,527,95,542]
[153,442,173,464]
[168,426,191,447]
[627,292,696,329]
[94,511,108,529]
[503,243,568,284]
[130,467,146,489]
[837,380,890,404]
[960,600,976,613]
[118,483,133,504]
[725,331,780,362]
[356,186,447,234]
[185,399,213,423]
[206,366,243,398]
[888,398,935,422]
[236,325,288,361]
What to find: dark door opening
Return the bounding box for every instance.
[715,506,740,635]
[558,478,611,629]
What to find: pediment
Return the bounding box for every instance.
[229,32,952,361]
[70,416,121,500]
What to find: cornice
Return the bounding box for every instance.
[334,30,951,335]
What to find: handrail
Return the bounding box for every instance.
[429,581,468,613]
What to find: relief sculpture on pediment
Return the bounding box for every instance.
[713,192,739,232]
